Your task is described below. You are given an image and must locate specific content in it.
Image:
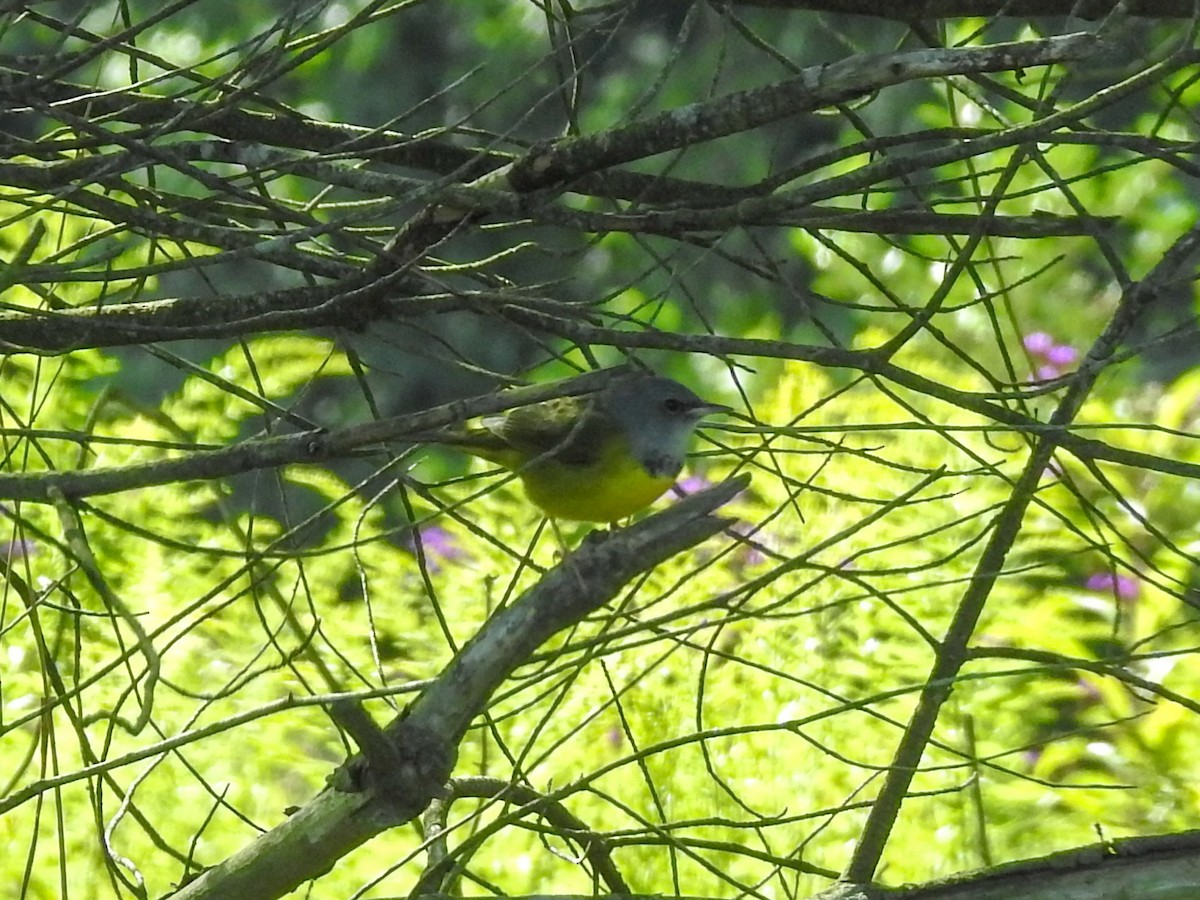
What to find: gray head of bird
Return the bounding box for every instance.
[598,374,729,477]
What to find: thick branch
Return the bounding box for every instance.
[501,33,1101,190]
[169,476,745,900]
[0,72,742,206]
[0,274,443,354]
[820,830,1200,899]
[1,329,1196,502]
[0,369,627,502]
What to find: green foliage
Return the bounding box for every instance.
[354,359,1200,893]
[6,3,1200,899]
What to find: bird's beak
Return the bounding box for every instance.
[694,401,732,418]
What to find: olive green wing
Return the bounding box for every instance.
[479,394,602,466]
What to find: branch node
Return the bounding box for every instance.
[327,700,455,824]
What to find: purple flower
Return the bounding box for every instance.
[1023,332,1078,380]
[406,525,465,573]
[1023,331,1054,354]
[1084,571,1140,602]
[1,538,35,560]
[606,726,623,750]
[1046,344,1079,366]
[672,475,714,497]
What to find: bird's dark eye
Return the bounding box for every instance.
[663,397,686,414]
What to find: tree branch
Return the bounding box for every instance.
[169,476,746,900]
[842,220,1200,884]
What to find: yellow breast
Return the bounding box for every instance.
[516,434,677,522]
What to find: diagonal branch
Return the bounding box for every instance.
[169,475,746,900]
[500,33,1102,190]
[842,220,1200,885]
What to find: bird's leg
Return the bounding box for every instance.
[549,518,568,559]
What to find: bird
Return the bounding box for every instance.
[426,372,728,522]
